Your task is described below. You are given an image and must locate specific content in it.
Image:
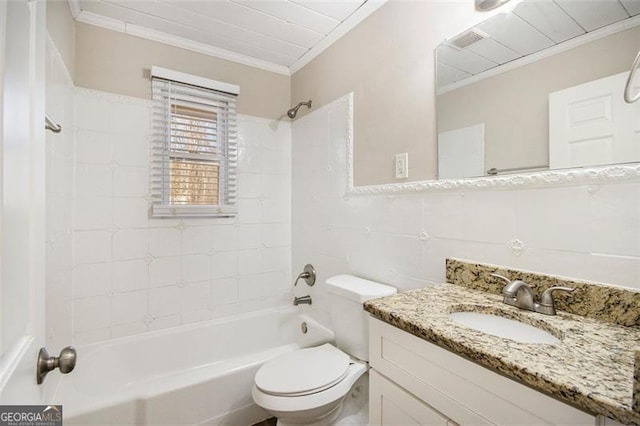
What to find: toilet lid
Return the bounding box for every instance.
[255,343,350,396]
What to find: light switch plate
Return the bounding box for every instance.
[395,153,409,179]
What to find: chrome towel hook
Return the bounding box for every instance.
[624,50,640,104]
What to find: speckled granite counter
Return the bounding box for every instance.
[364,283,640,425]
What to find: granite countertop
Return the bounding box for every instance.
[364,283,640,425]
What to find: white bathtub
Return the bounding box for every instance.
[54,307,333,425]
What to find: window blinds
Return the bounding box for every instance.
[151,77,238,217]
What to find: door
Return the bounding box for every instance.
[0,0,48,403]
[549,71,640,169]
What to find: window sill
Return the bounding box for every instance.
[151,204,237,218]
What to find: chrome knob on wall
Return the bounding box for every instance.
[36,346,77,384]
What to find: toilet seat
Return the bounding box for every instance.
[255,344,350,396]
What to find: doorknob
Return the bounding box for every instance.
[36,346,76,385]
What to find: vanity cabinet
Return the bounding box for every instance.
[368,316,601,426]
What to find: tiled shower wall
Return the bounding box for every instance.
[45,37,75,350]
[292,94,640,325]
[71,88,292,345]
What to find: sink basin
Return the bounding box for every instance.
[449,312,560,344]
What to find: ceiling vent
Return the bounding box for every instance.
[449,29,487,49]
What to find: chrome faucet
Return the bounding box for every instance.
[293,295,312,306]
[491,273,574,316]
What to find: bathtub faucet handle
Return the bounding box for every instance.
[294,264,316,287]
[36,346,77,385]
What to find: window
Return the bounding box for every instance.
[150,67,239,217]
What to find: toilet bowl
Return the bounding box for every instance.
[252,275,396,426]
[251,344,367,426]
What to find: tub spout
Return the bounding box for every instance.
[293,295,312,306]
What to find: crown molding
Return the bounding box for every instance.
[73,11,291,76]
[67,0,387,77]
[290,0,387,74]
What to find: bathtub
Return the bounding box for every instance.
[54,307,333,425]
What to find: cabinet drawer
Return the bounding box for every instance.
[369,317,595,426]
[370,369,451,426]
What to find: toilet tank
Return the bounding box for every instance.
[326,275,396,361]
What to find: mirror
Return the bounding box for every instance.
[436,0,640,180]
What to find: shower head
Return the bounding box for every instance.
[287,100,312,119]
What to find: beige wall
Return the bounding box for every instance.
[46,0,75,78]
[437,27,640,172]
[74,23,290,119]
[291,1,479,185]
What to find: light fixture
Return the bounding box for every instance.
[475,0,511,11]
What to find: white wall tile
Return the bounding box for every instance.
[113,229,148,260]
[149,286,181,317]
[238,224,263,249]
[182,281,211,313]
[149,257,182,287]
[182,226,211,255]
[211,252,238,279]
[589,183,640,257]
[239,249,262,275]
[71,93,292,343]
[263,224,290,248]
[112,260,149,292]
[211,277,239,305]
[75,164,112,198]
[182,255,210,282]
[75,93,113,132]
[462,190,517,244]
[149,228,182,257]
[113,102,150,136]
[211,225,238,252]
[238,274,264,300]
[74,263,111,298]
[75,230,112,264]
[238,173,262,199]
[114,134,149,167]
[74,296,111,332]
[517,186,590,252]
[113,166,148,197]
[74,197,112,231]
[113,198,149,229]
[111,290,148,325]
[76,130,113,165]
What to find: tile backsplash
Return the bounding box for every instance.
[71,88,292,345]
[446,258,640,327]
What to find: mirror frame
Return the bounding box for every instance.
[340,93,640,196]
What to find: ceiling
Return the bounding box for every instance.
[69,0,383,75]
[437,0,640,89]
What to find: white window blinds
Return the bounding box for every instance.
[151,73,238,217]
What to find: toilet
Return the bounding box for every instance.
[251,275,397,426]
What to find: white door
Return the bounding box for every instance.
[0,0,48,403]
[549,71,640,169]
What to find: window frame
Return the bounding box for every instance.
[150,67,239,218]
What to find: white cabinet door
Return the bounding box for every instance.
[370,370,450,426]
[0,0,48,404]
[549,71,640,169]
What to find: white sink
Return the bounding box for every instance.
[449,312,561,344]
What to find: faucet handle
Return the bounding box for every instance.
[490,273,511,285]
[540,286,575,307]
